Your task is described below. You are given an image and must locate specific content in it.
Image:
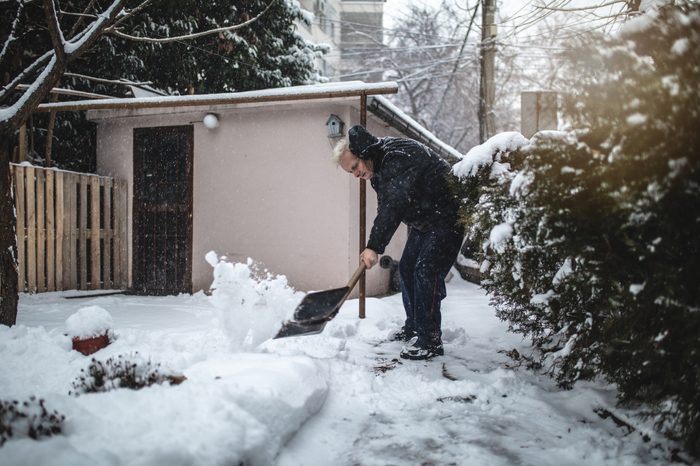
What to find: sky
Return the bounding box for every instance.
[382,0,654,37]
[384,0,526,28]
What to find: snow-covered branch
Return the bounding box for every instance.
[0,51,53,105]
[44,0,66,65]
[106,0,276,43]
[107,0,152,31]
[0,0,129,135]
[0,0,26,67]
[64,72,153,87]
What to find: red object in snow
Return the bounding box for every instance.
[72,333,110,355]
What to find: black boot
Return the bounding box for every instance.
[389,326,416,342]
[400,336,444,360]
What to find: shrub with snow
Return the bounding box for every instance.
[70,353,183,395]
[453,2,700,455]
[0,397,65,446]
[206,252,300,350]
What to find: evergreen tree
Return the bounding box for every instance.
[561,3,700,452]
[454,2,700,454]
[1,0,326,171]
[68,0,325,96]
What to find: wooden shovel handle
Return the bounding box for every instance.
[346,263,367,289]
[334,263,367,313]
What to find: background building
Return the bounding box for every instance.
[297,0,385,82]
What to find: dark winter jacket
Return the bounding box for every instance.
[355,131,460,254]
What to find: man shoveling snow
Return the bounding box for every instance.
[333,125,464,360]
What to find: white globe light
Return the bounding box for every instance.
[203,113,219,129]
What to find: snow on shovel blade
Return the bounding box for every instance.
[273,287,349,339]
[274,319,328,339]
[273,264,366,339]
[293,286,350,322]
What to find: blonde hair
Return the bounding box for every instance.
[332,137,350,165]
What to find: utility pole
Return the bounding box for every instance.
[479,0,497,143]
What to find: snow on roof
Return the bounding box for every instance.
[33,80,462,162]
[35,81,399,113]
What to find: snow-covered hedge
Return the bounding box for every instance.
[453,2,700,455]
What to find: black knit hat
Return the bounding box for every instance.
[348,125,380,159]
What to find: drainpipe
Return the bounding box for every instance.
[359,93,367,319]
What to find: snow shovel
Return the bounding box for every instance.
[274,263,366,339]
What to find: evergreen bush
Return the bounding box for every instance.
[454,2,699,454]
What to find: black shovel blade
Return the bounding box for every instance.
[292,286,350,322]
[273,286,351,339]
[274,319,328,339]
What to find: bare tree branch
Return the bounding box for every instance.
[433,2,479,121]
[108,0,152,31]
[535,0,627,13]
[66,0,97,38]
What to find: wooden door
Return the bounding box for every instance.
[133,126,193,295]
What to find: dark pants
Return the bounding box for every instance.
[399,224,464,344]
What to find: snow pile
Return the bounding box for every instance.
[206,252,301,350]
[65,306,113,339]
[0,351,327,466]
[0,256,691,466]
[0,256,328,466]
[0,271,684,465]
[452,132,529,178]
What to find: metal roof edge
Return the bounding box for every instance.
[35,81,399,113]
[367,95,463,163]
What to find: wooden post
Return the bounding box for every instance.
[55,170,64,289]
[79,175,88,289]
[65,173,78,289]
[26,166,36,293]
[521,91,558,138]
[14,166,26,292]
[36,169,45,292]
[18,124,28,163]
[118,180,128,289]
[90,176,100,289]
[103,178,112,289]
[359,93,367,319]
[479,0,497,142]
[46,169,55,291]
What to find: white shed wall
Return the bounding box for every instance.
[94,99,406,296]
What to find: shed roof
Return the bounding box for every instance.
[35,80,463,161]
[36,81,398,113]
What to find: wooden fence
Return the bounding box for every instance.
[10,164,129,293]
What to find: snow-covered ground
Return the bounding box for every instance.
[0,258,689,466]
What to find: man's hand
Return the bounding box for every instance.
[360,248,379,269]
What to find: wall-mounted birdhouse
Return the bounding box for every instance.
[326,114,344,139]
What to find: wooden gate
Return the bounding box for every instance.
[11,164,128,292]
